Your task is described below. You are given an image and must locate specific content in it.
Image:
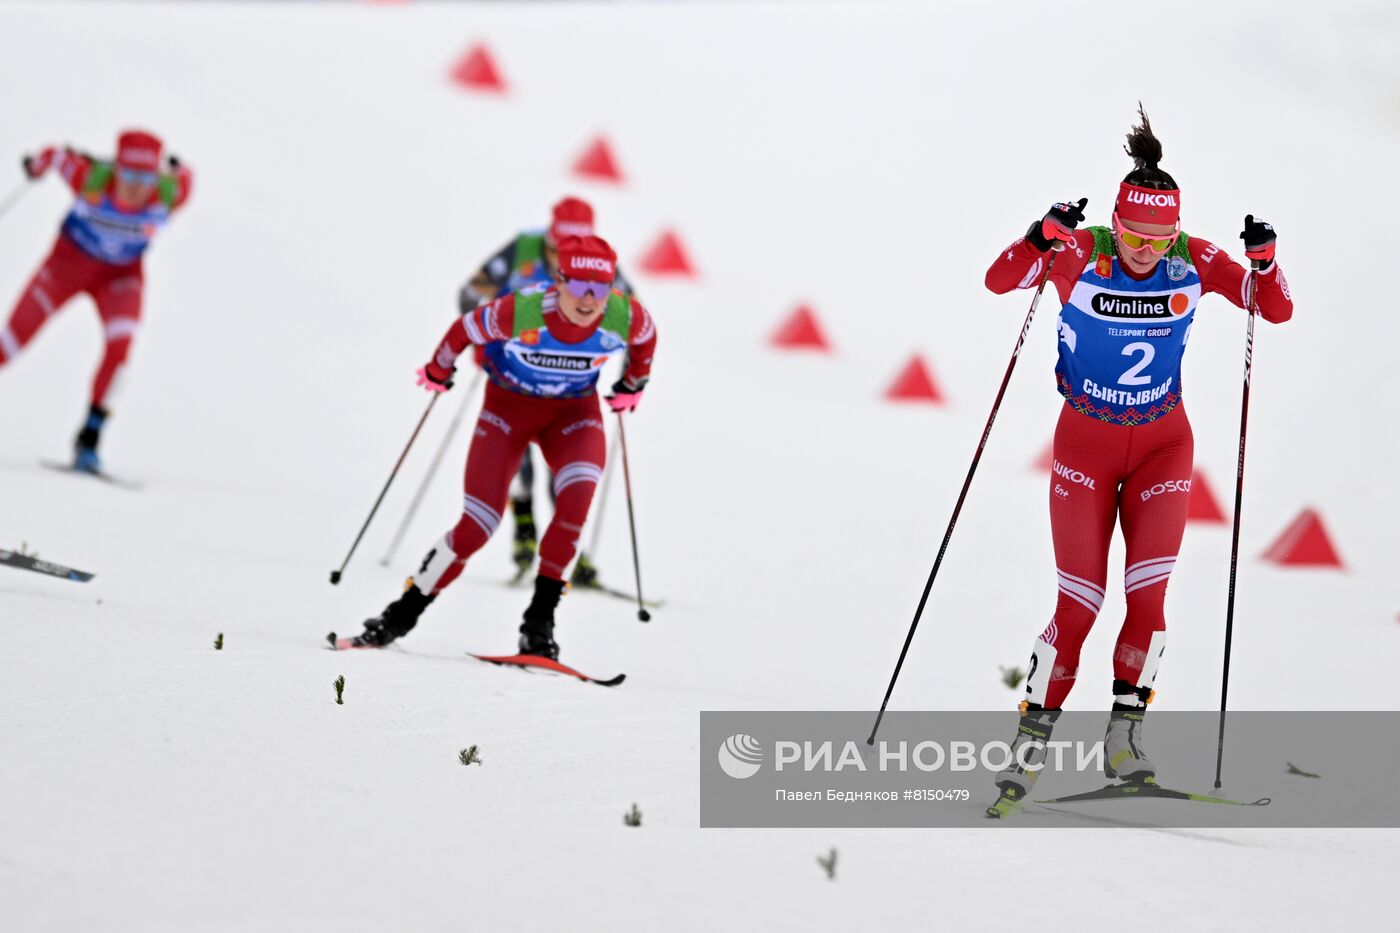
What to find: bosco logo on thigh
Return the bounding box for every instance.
[1140,478,1190,502]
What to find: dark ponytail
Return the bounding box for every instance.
[1123,103,1178,190]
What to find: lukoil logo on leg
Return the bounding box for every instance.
[718,734,763,779]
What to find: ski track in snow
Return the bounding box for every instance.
[1,1,1398,930]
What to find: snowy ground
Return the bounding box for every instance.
[1,1,1397,930]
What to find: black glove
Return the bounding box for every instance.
[166,154,182,171]
[1026,197,1088,252]
[1240,215,1276,270]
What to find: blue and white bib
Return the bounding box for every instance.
[483,290,632,399]
[1055,228,1200,425]
[60,162,178,265]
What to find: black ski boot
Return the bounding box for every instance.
[511,497,537,579]
[348,583,435,648]
[518,576,564,660]
[73,405,108,474]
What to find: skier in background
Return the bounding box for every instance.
[458,196,637,587]
[981,108,1293,816]
[344,235,656,658]
[0,130,192,474]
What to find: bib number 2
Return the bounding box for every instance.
[1118,342,1155,386]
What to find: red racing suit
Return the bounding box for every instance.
[985,227,1291,709]
[409,287,656,592]
[0,149,193,409]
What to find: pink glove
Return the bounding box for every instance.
[606,377,646,413]
[416,366,452,393]
[607,390,643,413]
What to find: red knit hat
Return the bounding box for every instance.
[116,130,163,172]
[557,235,617,283]
[549,196,595,243]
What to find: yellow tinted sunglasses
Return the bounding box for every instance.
[1112,212,1179,254]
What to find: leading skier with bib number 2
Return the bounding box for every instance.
[982,108,1293,817]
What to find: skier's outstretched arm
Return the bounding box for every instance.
[1190,219,1293,323]
[22,146,92,194]
[422,294,516,387]
[622,298,656,385]
[606,298,656,414]
[164,156,194,210]
[985,199,1091,299]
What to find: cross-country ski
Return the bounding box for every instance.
[1035,779,1271,808]
[0,547,94,582]
[466,652,625,688]
[40,459,144,490]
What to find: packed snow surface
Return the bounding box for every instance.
[1,1,1397,930]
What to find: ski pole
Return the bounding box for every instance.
[867,252,1058,746]
[329,390,443,585]
[380,368,484,567]
[614,412,650,622]
[0,179,32,224]
[1213,270,1259,790]
[583,430,622,560]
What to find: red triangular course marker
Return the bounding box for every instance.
[638,230,696,277]
[572,135,624,183]
[770,305,832,351]
[450,44,507,93]
[1262,508,1344,568]
[1186,469,1227,523]
[884,354,944,404]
